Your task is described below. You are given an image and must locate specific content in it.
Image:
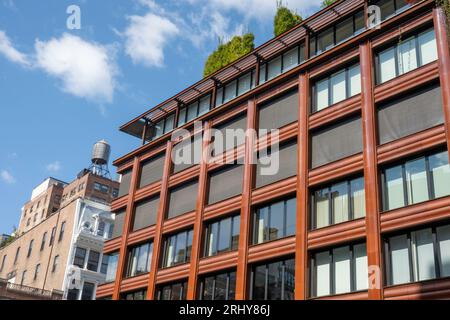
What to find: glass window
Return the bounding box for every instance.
[382,150,450,211]
[379,47,397,83]
[127,242,153,277]
[104,252,119,283]
[73,247,86,268]
[250,258,295,300]
[224,80,237,103]
[187,102,198,122]
[317,27,334,54]
[81,282,95,300]
[429,151,450,198]
[205,215,240,257]
[311,243,367,297]
[238,72,252,95]
[385,224,450,285]
[282,47,298,72]
[198,95,210,116]
[377,28,437,84]
[178,108,186,126]
[267,56,282,80]
[336,17,354,44]
[405,157,429,205]
[437,225,450,277]
[87,250,100,272]
[253,197,296,244]
[313,64,360,112]
[156,281,188,300]
[199,271,236,300]
[418,29,438,65]
[312,177,365,229]
[162,230,193,268]
[122,289,147,300]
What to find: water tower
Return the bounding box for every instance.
[89,140,111,178]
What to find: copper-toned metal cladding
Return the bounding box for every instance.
[308,154,364,187]
[127,225,156,247]
[384,278,450,300]
[198,251,239,275]
[112,157,140,300]
[295,73,309,300]
[433,8,450,161]
[103,236,121,254]
[313,291,369,300]
[146,141,173,299]
[156,263,190,285]
[235,99,257,300]
[251,177,296,207]
[120,273,149,293]
[309,95,361,130]
[360,41,383,300]
[248,237,295,264]
[308,219,366,250]
[187,122,211,299]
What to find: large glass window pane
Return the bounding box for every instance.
[354,11,365,33]
[284,259,295,300]
[105,253,118,283]
[398,37,418,75]
[405,157,429,205]
[259,64,266,84]
[379,0,396,20]
[315,251,331,297]
[354,244,368,291]
[207,222,218,257]
[165,114,174,133]
[282,47,299,72]
[218,218,231,253]
[174,232,187,264]
[348,64,361,97]
[267,56,282,80]
[238,72,252,95]
[267,262,283,300]
[186,230,193,261]
[178,108,186,126]
[155,119,164,138]
[253,265,266,300]
[214,273,228,300]
[331,182,349,225]
[317,27,334,54]
[413,228,436,281]
[315,78,329,111]
[336,17,354,44]
[285,198,296,237]
[203,276,214,300]
[418,29,437,65]
[385,165,405,210]
[315,188,330,228]
[215,88,223,107]
[334,246,351,294]
[228,272,236,300]
[269,201,284,240]
[429,151,450,198]
[231,216,240,250]
[351,177,366,219]
[255,207,269,244]
[224,80,237,103]
[389,234,411,285]
[331,70,347,105]
[186,102,198,122]
[437,225,450,277]
[379,47,397,83]
[165,235,175,267]
[198,95,210,116]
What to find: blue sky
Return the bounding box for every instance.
[0,0,322,234]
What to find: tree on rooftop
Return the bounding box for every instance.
[274,1,302,37]
[321,0,338,7]
[203,33,255,78]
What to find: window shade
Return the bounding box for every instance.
[139,153,165,188]
[208,165,243,204]
[112,210,125,239]
[213,114,247,154]
[255,142,297,188]
[377,84,443,145]
[167,181,198,219]
[311,117,363,168]
[172,136,202,174]
[132,197,160,231]
[258,90,298,131]
[118,170,132,197]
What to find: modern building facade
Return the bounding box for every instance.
[0,143,119,300]
[97,0,450,300]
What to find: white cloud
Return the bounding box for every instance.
[34,33,118,103]
[1,170,16,184]
[0,30,30,66]
[123,13,179,67]
[46,161,61,173]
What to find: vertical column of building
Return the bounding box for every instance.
[187,122,211,300]
[433,8,450,159]
[146,141,173,299]
[294,73,309,300]
[359,41,383,300]
[112,157,140,300]
[235,98,257,300]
